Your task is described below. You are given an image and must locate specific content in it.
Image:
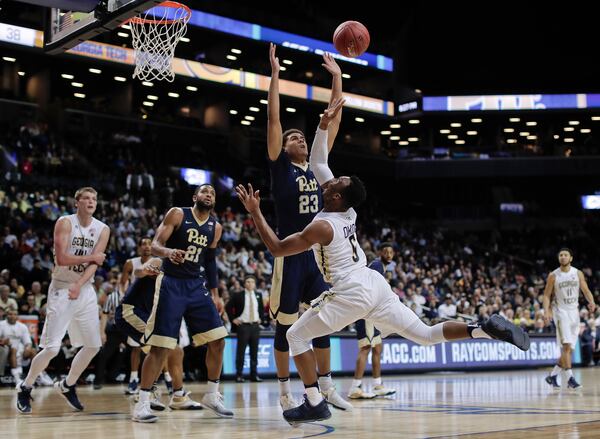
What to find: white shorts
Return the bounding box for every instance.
[553,307,579,347]
[39,281,101,349]
[314,268,420,339]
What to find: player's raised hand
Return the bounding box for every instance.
[269,43,280,74]
[168,248,186,265]
[321,52,341,77]
[236,183,261,213]
[320,97,345,127]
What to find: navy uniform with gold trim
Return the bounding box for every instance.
[144,208,226,349]
[115,273,156,345]
[269,151,331,328]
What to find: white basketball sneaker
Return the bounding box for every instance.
[201,392,234,418]
[280,393,300,411]
[132,400,158,423]
[348,386,377,399]
[373,384,396,397]
[322,387,353,411]
[169,390,203,410]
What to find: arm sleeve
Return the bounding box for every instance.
[203,248,218,290]
[309,128,334,185]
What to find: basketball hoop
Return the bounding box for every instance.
[126,1,191,82]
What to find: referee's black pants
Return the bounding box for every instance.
[235,323,260,377]
[95,327,126,385]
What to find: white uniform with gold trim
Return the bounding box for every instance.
[41,214,108,349]
[309,208,420,336]
[552,266,581,346]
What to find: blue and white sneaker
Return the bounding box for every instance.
[55,379,84,411]
[545,375,560,389]
[283,395,331,426]
[125,379,139,395]
[482,315,530,351]
[567,377,582,390]
[16,382,33,414]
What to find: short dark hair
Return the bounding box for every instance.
[378,242,393,251]
[138,236,152,246]
[558,247,573,257]
[244,275,257,283]
[340,175,367,209]
[194,184,215,195]
[282,129,304,147]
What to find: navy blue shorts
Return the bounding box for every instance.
[144,273,227,349]
[115,304,148,345]
[355,319,382,348]
[269,250,330,325]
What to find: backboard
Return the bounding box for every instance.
[43,0,162,54]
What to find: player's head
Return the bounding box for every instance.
[193,184,216,212]
[6,308,17,324]
[558,247,573,267]
[378,242,394,263]
[74,186,97,216]
[138,237,152,257]
[282,129,308,163]
[244,275,256,290]
[322,175,367,211]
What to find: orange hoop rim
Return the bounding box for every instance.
[126,1,191,25]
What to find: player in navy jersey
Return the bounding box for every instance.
[348,243,396,399]
[131,184,232,422]
[267,43,351,411]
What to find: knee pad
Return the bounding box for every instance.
[286,325,312,357]
[311,334,330,349]
[274,323,291,352]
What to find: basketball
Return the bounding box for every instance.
[333,20,370,58]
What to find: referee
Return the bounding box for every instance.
[93,283,126,389]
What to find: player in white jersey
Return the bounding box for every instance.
[542,248,595,390]
[236,98,530,425]
[0,309,34,383]
[16,186,109,414]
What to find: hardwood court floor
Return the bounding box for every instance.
[2,368,600,438]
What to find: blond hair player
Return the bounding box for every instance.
[16,187,109,414]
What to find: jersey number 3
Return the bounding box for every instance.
[299,194,319,214]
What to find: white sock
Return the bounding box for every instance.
[372,377,382,386]
[139,389,151,403]
[24,348,59,388]
[471,327,492,339]
[278,377,291,395]
[565,369,573,379]
[318,373,333,392]
[551,365,562,377]
[351,379,362,389]
[305,386,323,406]
[164,372,172,382]
[66,347,99,386]
[130,371,138,381]
[206,380,219,394]
[11,367,22,380]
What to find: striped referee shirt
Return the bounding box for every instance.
[103,290,122,326]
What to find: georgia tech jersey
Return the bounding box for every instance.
[552,266,580,311]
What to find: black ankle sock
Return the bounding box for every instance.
[466,323,480,338]
[317,372,331,378]
[305,381,319,390]
[278,377,289,382]
[141,387,152,392]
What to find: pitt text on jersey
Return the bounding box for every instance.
[297,175,319,214]
[184,228,208,263]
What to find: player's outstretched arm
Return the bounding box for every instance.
[578,270,596,313]
[542,273,555,325]
[151,207,186,264]
[322,52,343,151]
[310,97,345,186]
[236,183,333,257]
[267,43,283,161]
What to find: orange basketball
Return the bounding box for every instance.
[333,21,370,58]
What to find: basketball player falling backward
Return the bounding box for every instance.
[236,98,531,425]
[543,248,596,390]
[116,238,200,413]
[267,43,352,411]
[119,237,184,397]
[131,183,232,423]
[17,187,109,414]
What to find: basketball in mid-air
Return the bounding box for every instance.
[333,21,370,58]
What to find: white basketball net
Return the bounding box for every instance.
[128,2,190,82]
